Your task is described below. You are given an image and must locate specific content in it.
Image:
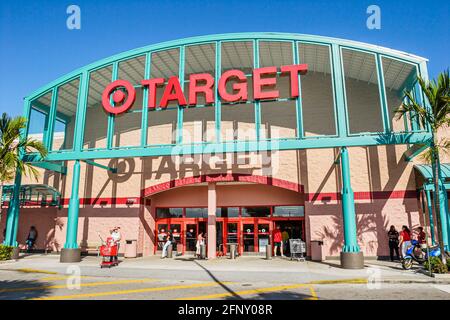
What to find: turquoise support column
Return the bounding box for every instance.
[425,189,436,245]
[437,180,450,251]
[60,160,82,262]
[339,147,364,268]
[432,159,449,251]
[3,170,22,250]
[340,147,360,252]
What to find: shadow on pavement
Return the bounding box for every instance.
[193,260,242,299]
[223,290,312,300]
[0,279,53,300]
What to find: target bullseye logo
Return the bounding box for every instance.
[102,79,136,114]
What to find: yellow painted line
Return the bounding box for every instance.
[178,283,312,300]
[15,268,58,275]
[32,281,233,300]
[39,275,92,281]
[309,278,368,285]
[305,286,318,300]
[0,278,156,293]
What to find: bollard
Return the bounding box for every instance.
[266,244,272,260]
[229,244,236,259]
[200,244,206,259]
[167,244,173,258]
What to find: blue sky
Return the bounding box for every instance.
[0,0,448,116]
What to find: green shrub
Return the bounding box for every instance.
[424,256,449,274]
[0,244,14,261]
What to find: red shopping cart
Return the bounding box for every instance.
[100,237,119,268]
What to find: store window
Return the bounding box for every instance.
[185,207,208,218]
[299,43,336,136]
[83,65,113,149]
[156,208,183,218]
[216,207,239,218]
[183,43,216,143]
[342,48,384,134]
[51,77,80,151]
[221,41,255,142]
[28,91,53,143]
[273,206,304,217]
[147,48,180,145]
[113,55,146,148]
[381,56,421,132]
[241,207,270,217]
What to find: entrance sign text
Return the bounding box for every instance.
[102,64,308,114]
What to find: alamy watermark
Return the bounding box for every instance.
[366,5,381,30]
[66,5,81,30]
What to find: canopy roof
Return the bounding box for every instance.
[2,184,61,207]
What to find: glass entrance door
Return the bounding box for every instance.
[243,223,255,252]
[186,224,197,252]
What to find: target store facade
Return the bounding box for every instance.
[2,33,449,268]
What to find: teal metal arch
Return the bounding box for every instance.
[22,32,432,164]
[5,33,441,266]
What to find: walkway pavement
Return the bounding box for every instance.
[0,253,447,284]
[1,254,449,300]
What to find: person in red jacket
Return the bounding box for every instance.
[273,225,284,257]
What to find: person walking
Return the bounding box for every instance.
[273,225,284,257]
[26,226,38,252]
[387,225,400,261]
[399,225,412,259]
[161,231,173,258]
[195,232,205,258]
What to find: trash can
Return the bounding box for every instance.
[229,244,237,259]
[167,244,173,258]
[200,244,206,259]
[124,239,137,258]
[266,244,272,260]
[311,240,324,261]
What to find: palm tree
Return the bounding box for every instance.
[395,70,450,264]
[0,112,48,212]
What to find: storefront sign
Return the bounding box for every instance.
[102,64,308,114]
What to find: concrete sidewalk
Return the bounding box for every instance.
[1,253,448,284]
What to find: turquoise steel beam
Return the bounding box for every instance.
[432,157,450,251]
[107,62,118,149]
[214,41,222,143]
[45,87,58,150]
[253,40,261,140]
[81,159,117,173]
[23,131,432,162]
[74,71,90,152]
[340,147,361,252]
[3,170,22,246]
[331,44,348,138]
[293,41,304,139]
[176,46,185,144]
[141,52,151,146]
[376,54,391,133]
[63,160,81,249]
[30,161,67,174]
[425,188,436,245]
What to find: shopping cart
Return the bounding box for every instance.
[100,236,119,268]
[289,239,306,261]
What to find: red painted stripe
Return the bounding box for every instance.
[305,190,418,201]
[0,190,423,209]
[60,197,144,206]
